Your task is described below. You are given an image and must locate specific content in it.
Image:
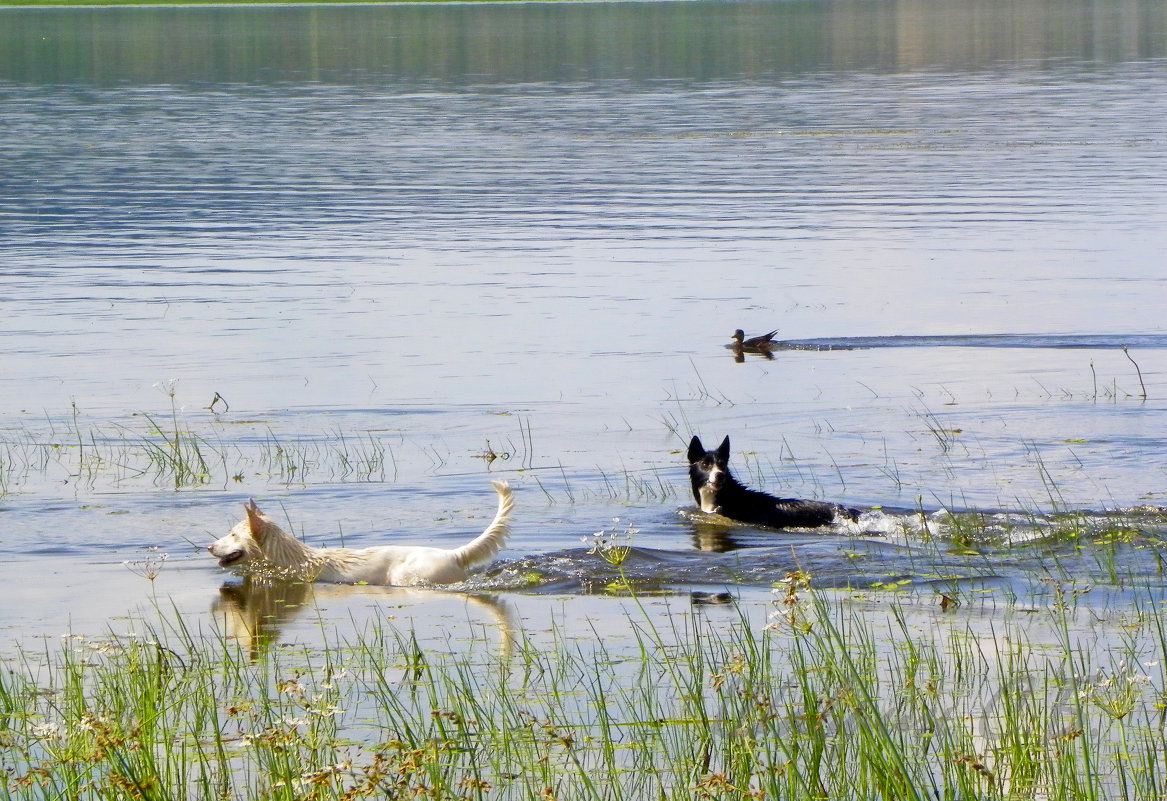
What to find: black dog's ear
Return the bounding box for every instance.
[716,435,731,461]
[687,436,705,463]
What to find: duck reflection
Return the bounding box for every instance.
[731,344,776,362]
[211,578,517,660]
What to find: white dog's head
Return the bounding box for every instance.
[208,499,270,569]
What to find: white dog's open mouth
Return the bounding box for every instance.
[217,551,244,568]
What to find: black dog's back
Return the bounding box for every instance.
[687,435,858,529]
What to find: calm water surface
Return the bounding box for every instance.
[1,0,1167,647]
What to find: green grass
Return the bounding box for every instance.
[0,405,400,496]
[1,403,684,504]
[2,580,1164,800]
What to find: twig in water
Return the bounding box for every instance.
[1123,347,1147,400]
[559,461,575,504]
[517,415,535,470]
[531,474,555,504]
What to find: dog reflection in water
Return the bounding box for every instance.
[212,579,516,661]
[212,579,311,659]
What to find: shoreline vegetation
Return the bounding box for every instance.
[2,581,1165,799]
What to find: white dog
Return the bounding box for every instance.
[208,480,513,586]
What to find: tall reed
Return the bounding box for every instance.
[2,580,1163,800]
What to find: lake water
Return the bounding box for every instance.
[2,0,1167,655]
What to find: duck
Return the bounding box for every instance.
[730,329,778,349]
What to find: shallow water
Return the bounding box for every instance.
[2,0,1167,648]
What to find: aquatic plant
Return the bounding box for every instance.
[585,517,639,594]
[122,546,170,583]
[2,578,1165,800]
[0,403,404,495]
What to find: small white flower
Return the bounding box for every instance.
[31,721,65,740]
[310,705,344,718]
[153,378,180,398]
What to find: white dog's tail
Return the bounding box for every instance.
[451,480,514,570]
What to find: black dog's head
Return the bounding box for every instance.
[687,435,732,508]
[688,435,731,472]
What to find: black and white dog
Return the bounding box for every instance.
[687,435,858,529]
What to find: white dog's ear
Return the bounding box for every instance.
[244,499,264,533]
